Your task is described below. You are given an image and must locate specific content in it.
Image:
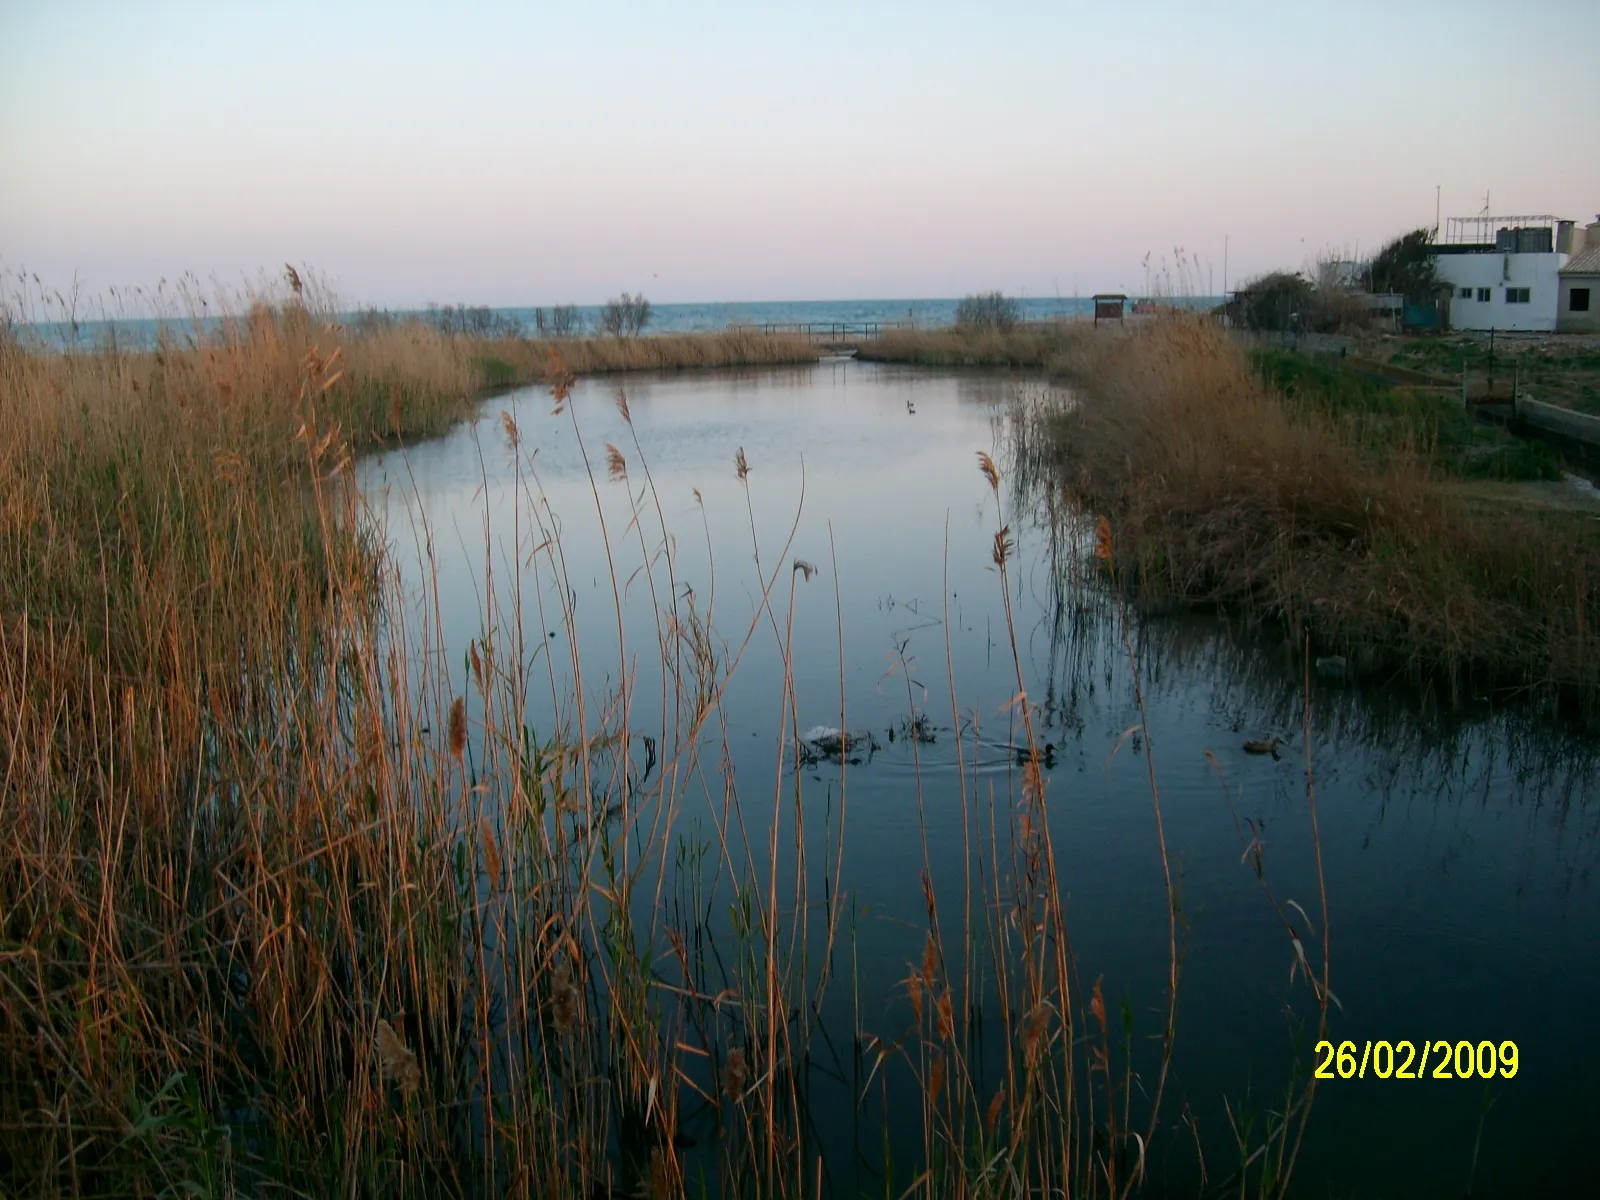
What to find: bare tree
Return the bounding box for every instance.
[546,304,584,337]
[426,303,524,339]
[599,292,652,338]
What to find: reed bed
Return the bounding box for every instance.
[1027,316,1600,710]
[465,327,820,387]
[855,322,1097,373]
[1,280,1331,1198]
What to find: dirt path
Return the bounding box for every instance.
[1443,475,1600,516]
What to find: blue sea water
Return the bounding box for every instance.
[19,294,1221,351]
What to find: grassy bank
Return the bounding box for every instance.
[0,292,472,1192]
[1028,318,1600,708]
[855,321,1093,371]
[1360,331,1600,415]
[466,326,819,386]
[1250,348,1562,482]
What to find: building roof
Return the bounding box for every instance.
[1561,247,1600,276]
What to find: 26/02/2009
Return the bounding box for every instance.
[1313,1040,1518,1080]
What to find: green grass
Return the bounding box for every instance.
[1251,349,1562,481]
[1375,335,1600,415]
[470,353,518,389]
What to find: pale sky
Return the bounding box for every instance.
[3,0,1597,307]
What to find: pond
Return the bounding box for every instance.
[359,360,1600,1197]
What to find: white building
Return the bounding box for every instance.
[1432,215,1580,333]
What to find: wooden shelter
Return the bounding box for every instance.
[1092,294,1127,326]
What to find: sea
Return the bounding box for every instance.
[17,295,1221,351]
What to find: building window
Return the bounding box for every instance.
[1459,287,1473,299]
[1477,287,1492,302]
[1572,287,1592,313]
[1505,287,1531,304]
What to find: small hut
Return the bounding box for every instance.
[1092,294,1127,326]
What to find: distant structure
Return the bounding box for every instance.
[1092,294,1127,326]
[1558,230,1600,334]
[1432,213,1599,332]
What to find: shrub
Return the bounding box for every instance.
[955,291,1022,329]
[1033,317,1598,702]
[599,292,652,337]
[427,303,523,339]
[1369,228,1439,302]
[1231,271,1316,332]
[540,303,584,337]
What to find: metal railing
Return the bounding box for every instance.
[757,321,920,341]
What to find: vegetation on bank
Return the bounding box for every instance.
[1250,349,1561,482]
[1229,227,1440,334]
[598,290,653,337]
[343,304,819,393]
[1362,333,1600,416]
[2,289,466,1191]
[856,319,1091,370]
[467,325,818,385]
[953,290,1023,329]
[1025,318,1600,709]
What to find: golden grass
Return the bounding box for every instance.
[855,321,1097,372]
[0,290,481,1193]
[469,327,820,383]
[1031,317,1600,707]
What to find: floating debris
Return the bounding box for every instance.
[799,725,880,761]
[376,1019,421,1097]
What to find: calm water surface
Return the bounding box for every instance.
[359,361,1600,1198]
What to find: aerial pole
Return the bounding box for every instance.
[1223,234,1229,327]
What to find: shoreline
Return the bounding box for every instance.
[1025,317,1600,712]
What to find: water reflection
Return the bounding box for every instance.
[359,360,1599,1197]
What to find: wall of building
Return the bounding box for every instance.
[1557,275,1600,334]
[1435,252,1567,331]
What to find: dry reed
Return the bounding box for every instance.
[856,321,1098,374]
[467,327,819,384]
[1030,316,1600,709]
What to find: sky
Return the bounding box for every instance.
[2,0,1598,308]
